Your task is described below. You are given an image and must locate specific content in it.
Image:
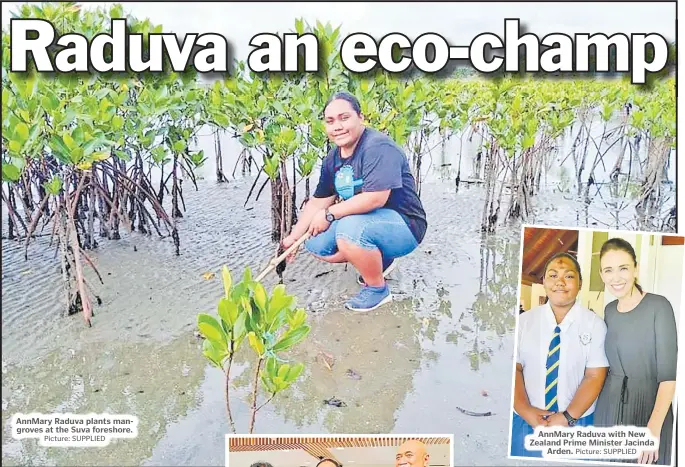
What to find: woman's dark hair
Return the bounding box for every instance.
[323,91,362,116]
[316,458,342,467]
[599,237,643,294]
[250,462,274,467]
[542,252,582,282]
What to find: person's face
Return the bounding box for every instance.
[599,249,638,299]
[543,257,581,308]
[323,99,364,149]
[395,441,428,467]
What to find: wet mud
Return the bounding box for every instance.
[1,159,669,466]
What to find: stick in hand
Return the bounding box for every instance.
[255,232,311,282]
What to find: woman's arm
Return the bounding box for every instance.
[642,296,678,462]
[649,297,678,433]
[328,190,390,219]
[547,315,609,427]
[514,363,554,427]
[640,381,675,464]
[288,195,336,239]
[564,367,608,420]
[647,381,676,435]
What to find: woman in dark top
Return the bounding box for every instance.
[282,91,427,312]
[593,238,677,465]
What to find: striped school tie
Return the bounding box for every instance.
[545,326,561,412]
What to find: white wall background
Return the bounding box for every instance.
[653,243,684,330]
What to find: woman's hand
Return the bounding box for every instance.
[637,423,660,464]
[281,234,300,263]
[308,209,331,237]
[544,412,569,427]
[521,406,555,428]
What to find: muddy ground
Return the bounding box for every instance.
[1,150,672,466]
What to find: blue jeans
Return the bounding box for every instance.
[305,208,418,261]
[510,412,594,458]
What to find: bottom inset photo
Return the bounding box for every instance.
[225,435,453,467]
[510,225,681,466]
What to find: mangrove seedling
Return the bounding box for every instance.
[197,265,310,434]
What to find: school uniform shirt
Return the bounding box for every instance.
[516,301,609,418]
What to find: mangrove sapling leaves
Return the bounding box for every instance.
[260,373,277,394]
[202,338,228,369]
[240,296,253,321]
[246,301,265,333]
[2,163,21,182]
[252,282,268,314]
[14,122,29,144]
[43,176,63,195]
[277,363,290,381]
[601,104,615,122]
[248,332,266,357]
[297,155,316,177]
[242,267,253,285]
[8,140,21,154]
[188,150,206,167]
[272,376,286,391]
[230,281,248,304]
[272,101,286,115]
[70,147,85,165]
[112,115,125,130]
[221,265,232,298]
[218,297,239,328]
[197,313,228,347]
[233,312,248,349]
[82,137,106,157]
[285,362,304,383]
[267,308,289,335]
[115,150,132,162]
[266,355,278,378]
[287,308,307,329]
[263,156,279,179]
[272,325,311,353]
[62,132,76,151]
[1,88,10,107]
[267,285,294,317]
[214,113,230,128]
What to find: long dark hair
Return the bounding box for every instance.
[599,237,644,294]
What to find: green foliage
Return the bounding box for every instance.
[1,2,208,183]
[3,4,675,191]
[196,265,310,432]
[437,77,675,161]
[2,2,676,313]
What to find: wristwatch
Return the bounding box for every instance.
[563,410,578,426]
[325,209,335,223]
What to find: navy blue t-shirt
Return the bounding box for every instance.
[313,127,427,243]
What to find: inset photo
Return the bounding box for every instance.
[510,226,681,466]
[226,435,453,467]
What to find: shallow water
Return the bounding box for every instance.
[0,171,666,466]
[190,114,676,192]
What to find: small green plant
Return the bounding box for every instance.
[197,265,310,434]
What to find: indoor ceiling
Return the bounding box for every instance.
[521,227,579,285]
